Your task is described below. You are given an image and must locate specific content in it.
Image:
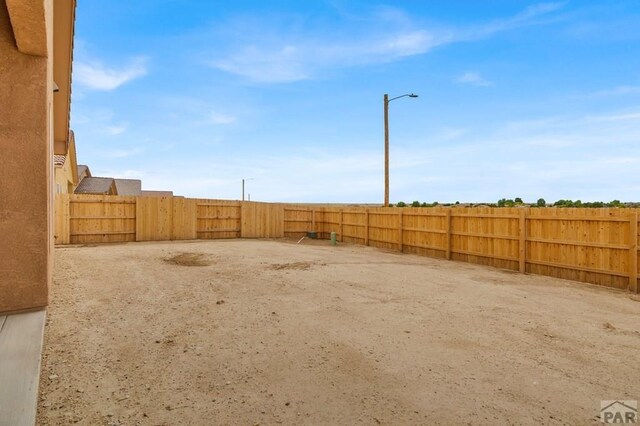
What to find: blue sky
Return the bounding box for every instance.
[71,1,640,203]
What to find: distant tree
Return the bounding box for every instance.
[396,201,407,207]
[536,198,546,207]
[548,199,626,208]
[554,199,572,207]
[455,201,460,205]
[514,197,523,204]
[498,198,516,207]
[411,201,421,207]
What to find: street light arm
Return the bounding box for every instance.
[387,93,418,103]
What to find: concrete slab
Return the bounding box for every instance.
[0,309,46,426]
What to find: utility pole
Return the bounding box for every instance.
[384,94,389,207]
[383,93,418,207]
[242,178,245,201]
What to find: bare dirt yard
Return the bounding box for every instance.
[38,240,639,425]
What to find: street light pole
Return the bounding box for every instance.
[242,178,254,201]
[383,93,418,207]
[384,94,390,207]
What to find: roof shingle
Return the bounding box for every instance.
[114,179,142,196]
[74,177,116,195]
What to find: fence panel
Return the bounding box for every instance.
[172,197,197,240]
[68,194,136,244]
[526,208,632,289]
[136,197,173,241]
[283,207,313,238]
[401,210,448,259]
[241,202,284,238]
[450,211,520,271]
[368,209,400,251]
[196,199,241,239]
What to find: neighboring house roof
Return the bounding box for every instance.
[74,177,117,195]
[114,179,142,196]
[53,155,66,166]
[77,164,91,179]
[141,190,174,197]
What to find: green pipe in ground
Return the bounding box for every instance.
[330,232,337,245]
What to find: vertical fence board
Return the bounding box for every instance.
[630,212,638,293]
[445,210,451,260]
[519,209,526,273]
[398,211,403,252]
[364,210,369,246]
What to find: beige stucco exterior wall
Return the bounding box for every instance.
[0,0,53,313]
[55,160,74,194]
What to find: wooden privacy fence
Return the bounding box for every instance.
[55,195,639,293]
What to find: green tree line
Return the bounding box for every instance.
[391,199,627,208]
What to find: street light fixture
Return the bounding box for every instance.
[384,93,418,207]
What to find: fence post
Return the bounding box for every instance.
[364,209,369,246]
[339,210,343,242]
[282,207,286,238]
[519,209,526,273]
[398,210,403,253]
[238,201,243,239]
[629,211,638,293]
[446,210,452,260]
[135,197,141,242]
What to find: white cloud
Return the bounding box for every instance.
[456,72,493,87]
[208,112,237,125]
[106,124,127,135]
[75,57,148,91]
[103,147,143,159]
[585,111,640,122]
[209,3,564,84]
[210,31,441,83]
[585,86,640,97]
[214,45,308,84]
[434,127,468,141]
[375,30,437,57]
[474,2,566,36]
[94,169,146,180]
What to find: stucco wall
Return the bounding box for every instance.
[55,161,74,194]
[0,0,52,313]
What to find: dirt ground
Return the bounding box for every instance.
[38,239,639,425]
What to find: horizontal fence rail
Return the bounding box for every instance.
[54,195,639,293]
